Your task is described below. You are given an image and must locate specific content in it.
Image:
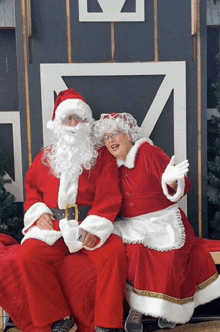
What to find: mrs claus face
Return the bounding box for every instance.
[104,130,133,161]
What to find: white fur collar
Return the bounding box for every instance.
[116,137,153,169]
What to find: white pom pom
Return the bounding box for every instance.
[47,120,54,130]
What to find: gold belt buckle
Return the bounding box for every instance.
[65,204,79,220]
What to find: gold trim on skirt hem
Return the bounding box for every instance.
[128,273,219,305]
[196,272,218,291]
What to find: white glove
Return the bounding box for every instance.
[162,156,189,185]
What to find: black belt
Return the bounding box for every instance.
[51,204,91,222]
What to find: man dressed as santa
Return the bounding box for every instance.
[17,89,127,332]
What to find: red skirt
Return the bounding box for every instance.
[124,210,220,324]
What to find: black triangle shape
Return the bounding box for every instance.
[88,0,103,13]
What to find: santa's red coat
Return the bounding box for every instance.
[16,146,127,330]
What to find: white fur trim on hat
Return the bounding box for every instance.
[79,215,114,250]
[55,99,92,121]
[117,138,153,168]
[23,202,53,233]
[161,176,185,202]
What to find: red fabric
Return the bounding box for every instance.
[0,234,50,332]
[81,234,127,328]
[0,234,97,332]
[126,210,217,300]
[196,237,220,252]
[24,147,122,223]
[17,235,126,329]
[17,143,125,330]
[18,238,71,327]
[118,141,220,322]
[119,142,191,218]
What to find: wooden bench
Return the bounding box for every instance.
[210,251,220,265]
[0,308,20,332]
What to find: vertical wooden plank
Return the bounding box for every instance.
[191,0,197,62]
[154,0,159,61]
[111,22,115,61]
[0,307,4,332]
[66,0,72,63]
[21,0,32,166]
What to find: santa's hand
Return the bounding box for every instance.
[83,232,100,249]
[162,156,189,185]
[36,213,54,230]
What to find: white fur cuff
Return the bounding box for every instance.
[59,218,83,253]
[79,215,114,250]
[23,202,53,233]
[161,177,185,202]
[21,226,62,245]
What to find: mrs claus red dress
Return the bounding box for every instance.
[113,138,220,324]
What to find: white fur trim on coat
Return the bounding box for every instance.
[125,275,220,324]
[21,226,62,245]
[116,138,153,168]
[59,218,83,253]
[79,215,114,250]
[161,176,185,202]
[23,202,53,233]
[58,172,78,209]
[22,216,83,253]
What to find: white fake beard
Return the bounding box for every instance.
[44,123,97,180]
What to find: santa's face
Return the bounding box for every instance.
[62,113,88,127]
[45,117,97,179]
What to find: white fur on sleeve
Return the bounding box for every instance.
[79,215,114,251]
[59,218,83,253]
[23,202,53,233]
[161,177,185,202]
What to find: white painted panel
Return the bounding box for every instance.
[207,11,212,26]
[0,112,23,202]
[40,62,187,212]
[0,0,15,27]
[206,0,212,26]
[40,62,187,163]
[211,8,220,25]
[5,0,14,26]
[206,0,220,25]
[78,0,145,22]
[216,1,220,24]
[0,2,5,27]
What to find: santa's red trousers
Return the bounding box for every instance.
[17,234,127,329]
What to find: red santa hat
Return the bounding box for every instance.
[47,89,93,129]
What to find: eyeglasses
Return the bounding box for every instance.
[62,114,87,125]
[103,131,121,143]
